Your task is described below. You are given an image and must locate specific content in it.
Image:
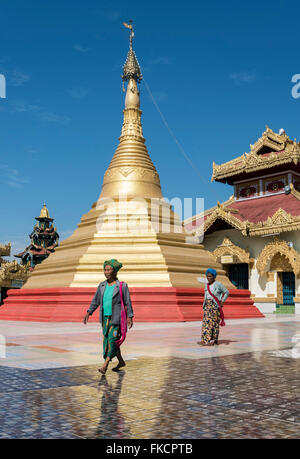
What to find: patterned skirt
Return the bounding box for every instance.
[103,316,121,360]
[201,299,220,344]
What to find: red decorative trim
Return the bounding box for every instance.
[0,287,264,322]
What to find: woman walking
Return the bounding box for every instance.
[83,259,134,374]
[198,268,229,346]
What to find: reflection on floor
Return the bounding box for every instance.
[0,316,299,438]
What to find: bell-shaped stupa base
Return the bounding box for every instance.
[1,198,263,321]
[21,197,232,290]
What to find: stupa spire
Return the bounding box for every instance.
[37,203,51,220]
[100,22,162,199]
[122,21,142,85]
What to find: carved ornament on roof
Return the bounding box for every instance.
[248,208,300,236]
[212,127,300,181]
[270,253,294,272]
[213,237,250,264]
[0,260,29,285]
[203,198,300,237]
[201,203,249,235]
[256,237,300,275]
[249,126,287,155]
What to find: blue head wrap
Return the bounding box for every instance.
[206,268,217,278]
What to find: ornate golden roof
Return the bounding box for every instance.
[196,185,300,237]
[0,260,29,287]
[203,202,247,234]
[248,207,300,236]
[212,127,300,183]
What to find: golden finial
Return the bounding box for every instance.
[122,20,142,87]
[38,203,50,219]
[123,20,134,46]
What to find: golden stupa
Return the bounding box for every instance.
[37,203,51,220]
[23,26,230,293]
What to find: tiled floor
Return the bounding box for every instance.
[0,316,299,438]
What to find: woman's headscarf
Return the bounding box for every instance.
[103,259,123,273]
[206,268,217,278]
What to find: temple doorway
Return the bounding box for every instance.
[228,263,249,290]
[276,271,295,313]
[282,272,295,305]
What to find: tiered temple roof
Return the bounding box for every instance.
[212,127,300,184]
[185,127,300,237]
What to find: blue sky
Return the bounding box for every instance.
[1,0,300,257]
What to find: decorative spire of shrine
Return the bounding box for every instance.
[99,23,162,199]
[122,21,142,85]
[37,203,51,221]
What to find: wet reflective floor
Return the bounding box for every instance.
[0,316,299,439]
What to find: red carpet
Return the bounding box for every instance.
[0,287,264,322]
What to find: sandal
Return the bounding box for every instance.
[112,363,126,372]
[98,367,107,375]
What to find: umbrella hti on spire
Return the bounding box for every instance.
[122,21,142,84]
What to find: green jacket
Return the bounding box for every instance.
[203,280,229,307]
